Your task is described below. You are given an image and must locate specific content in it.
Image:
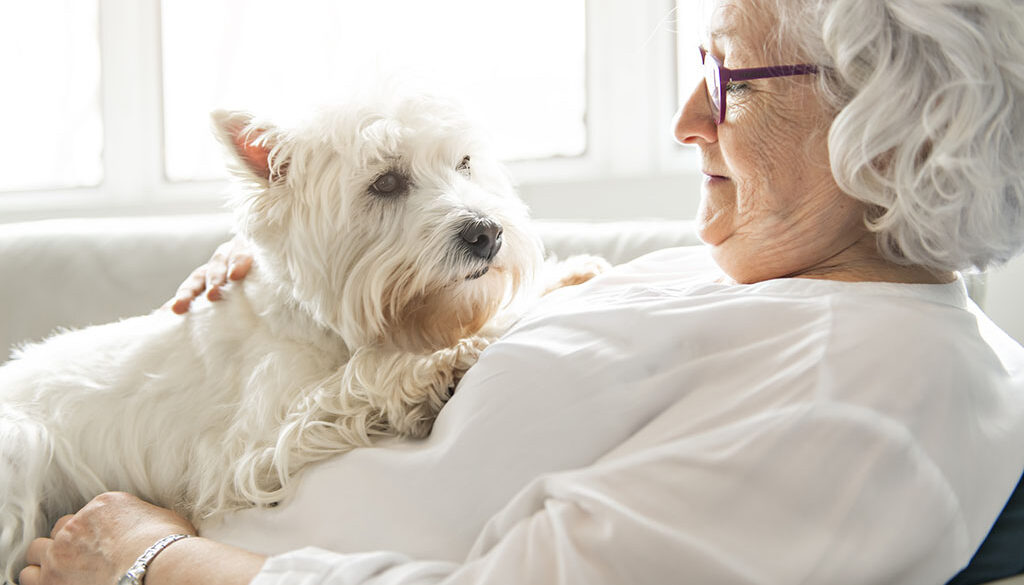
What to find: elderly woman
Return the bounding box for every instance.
[19,0,1024,583]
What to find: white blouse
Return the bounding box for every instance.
[201,246,1024,585]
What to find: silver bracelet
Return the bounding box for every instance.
[115,533,192,585]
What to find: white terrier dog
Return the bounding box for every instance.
[0,88,606,581]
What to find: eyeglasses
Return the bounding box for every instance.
[699,46,818,124]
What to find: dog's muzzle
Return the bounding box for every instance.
[459,218,503,262]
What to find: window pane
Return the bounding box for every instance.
[162,0,587,182]
[0,0,102,192]
[675,1,704,111]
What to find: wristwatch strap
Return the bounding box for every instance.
[116,533,192,585]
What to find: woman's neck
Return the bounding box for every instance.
[791,236,956,285]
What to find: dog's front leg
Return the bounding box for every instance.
[342,335,493,439]
[277,336,491,459]
[242,336,492,508]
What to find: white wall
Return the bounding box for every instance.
[982,254,1024,345]
[519,174,702,221]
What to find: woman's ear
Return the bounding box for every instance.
[211,110,284,184]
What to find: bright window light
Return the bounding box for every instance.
[674,1,704,114]
[0,0,102,192]
[161,0,587,182]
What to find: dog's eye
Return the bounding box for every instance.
[456,155,471,178]
[370,171,407,196]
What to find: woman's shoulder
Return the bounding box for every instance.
[785,276,1024,382]
[741,275,1024,413]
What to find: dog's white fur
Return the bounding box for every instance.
[0,87,606,581]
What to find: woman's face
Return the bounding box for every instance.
[674,0,873,284]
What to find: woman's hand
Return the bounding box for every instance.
[19,492,197,585]
[168,236,254,314]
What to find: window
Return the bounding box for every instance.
[675,1,705,111]
[161,0,587,182]
[0,0,103,192]
[1,0,702,223]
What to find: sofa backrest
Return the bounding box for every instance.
[0,215,700,358]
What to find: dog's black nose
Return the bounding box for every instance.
[459,218,503,261]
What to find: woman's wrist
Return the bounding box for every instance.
[145,535,267,585]
[117,534,192,584]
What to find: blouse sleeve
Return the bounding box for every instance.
[251,404,972,585]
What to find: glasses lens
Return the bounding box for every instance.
[702,52,721,121]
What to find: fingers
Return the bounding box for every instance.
[204,241,234,300]
[228,248,254,281]
[168,237,253,315]
[50,514,74,538]
[206,238,253,300]
[19,563,40,585]
[170,266,209,315]
[21,537,50,585]
[25,537,50,565]
[20,516,71,584]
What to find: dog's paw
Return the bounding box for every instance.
[450,335,492,368]
[445,335,492,390]
[543,254,612,294]
[354,337,493,439]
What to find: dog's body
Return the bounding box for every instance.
[0,88,607,580]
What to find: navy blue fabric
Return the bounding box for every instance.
[947,471,1024,585]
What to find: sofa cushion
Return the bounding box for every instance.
[0,215,699,357]
[1,215,234,358]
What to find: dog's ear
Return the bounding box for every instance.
[211,110,285,184]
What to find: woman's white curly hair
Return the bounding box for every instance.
[767,0,1024,271]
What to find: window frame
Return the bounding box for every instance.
[0,0,702,223]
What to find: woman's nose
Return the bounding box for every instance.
[673,79,717,146]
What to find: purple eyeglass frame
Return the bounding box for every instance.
[699,46,818,124]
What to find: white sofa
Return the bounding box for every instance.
[0,215,702,356]
[0,215,1019,585]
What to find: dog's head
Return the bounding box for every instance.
[212,89,544,351]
